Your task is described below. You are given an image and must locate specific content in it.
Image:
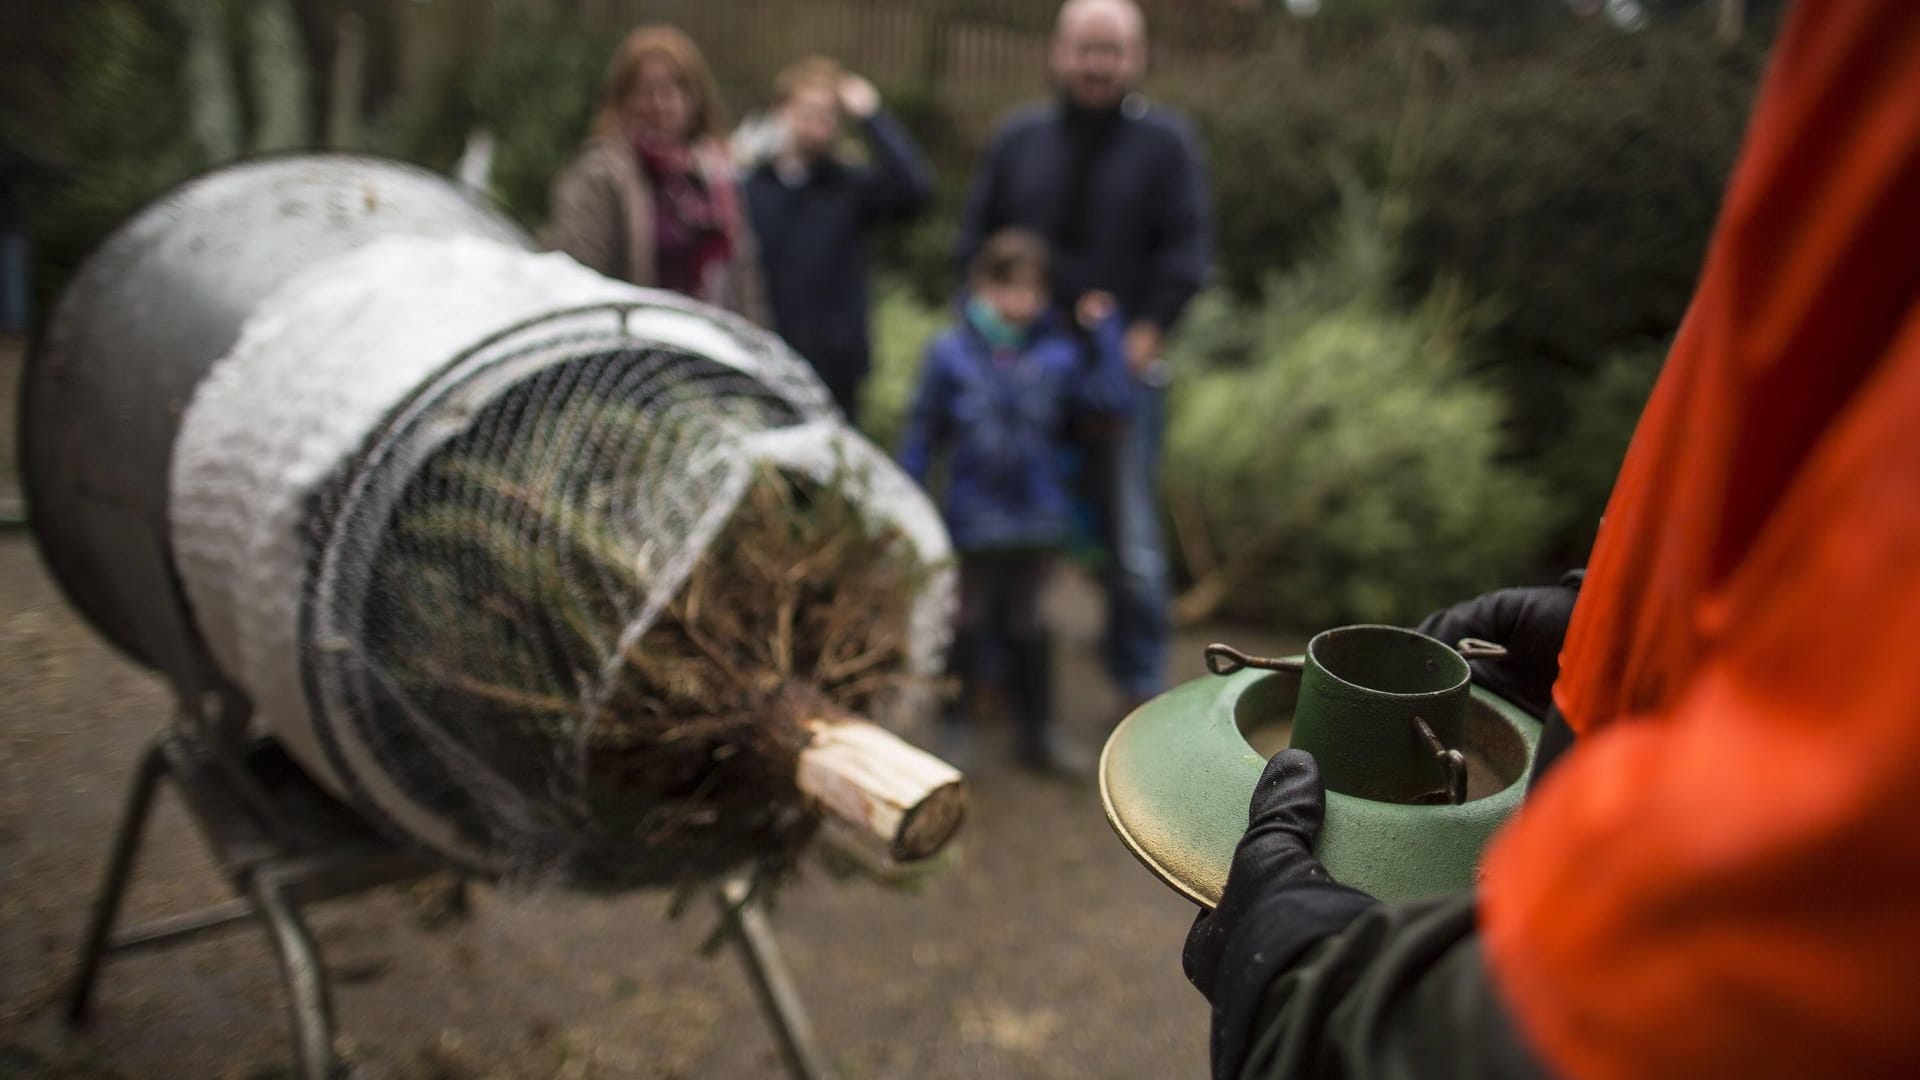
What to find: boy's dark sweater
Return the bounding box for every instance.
[745,110,932,400]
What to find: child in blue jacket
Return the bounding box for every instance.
[899,229,1133,773]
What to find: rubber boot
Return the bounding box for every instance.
[937,630,981,771]
[1010,631,1088,778]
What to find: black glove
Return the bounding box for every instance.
[1184,750,1352,1000]
[1415,576,1581,721]
[1184,751,1378,1076]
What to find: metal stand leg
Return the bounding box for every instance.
[716,877,833,1080]
[65,739,169,1024]
[62,724,433,1077]
[250,871,340,1080]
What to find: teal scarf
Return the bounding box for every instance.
[966,295,1029,351]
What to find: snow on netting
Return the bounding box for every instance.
[171,236,954,891]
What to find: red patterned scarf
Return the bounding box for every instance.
[630,132,741,301]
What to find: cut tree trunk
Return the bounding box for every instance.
[796,718,965,863]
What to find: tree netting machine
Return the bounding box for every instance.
[20,155,964,1079]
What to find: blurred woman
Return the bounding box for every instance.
[545,26,768,323]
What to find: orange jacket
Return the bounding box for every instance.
[1480,3,1920,1076]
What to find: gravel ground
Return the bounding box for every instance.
[0,336,1303,1079]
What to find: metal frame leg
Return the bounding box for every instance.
[65,739,169,1024]
[61,723,430,1078]
[249,871,340,1080]
[716,877,832,1080]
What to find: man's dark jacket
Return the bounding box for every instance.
[745,110,931,411]
[955,97,1211,330]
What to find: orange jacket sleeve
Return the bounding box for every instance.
[1481,4,1920,1076]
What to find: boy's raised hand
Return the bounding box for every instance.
[838,73,881,119]
[1076,290,1117,329]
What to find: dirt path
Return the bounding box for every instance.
[0,338,1303,1080]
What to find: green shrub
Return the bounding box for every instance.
[1399,27,1763,443]
[11,0,329,315]
[457,16,611,228]
[1539,343,1666,559]
[856,285,947,455]
[1164,194,1551,629]
[8,1,198,315]
[862,84,977,308]
[1161,32,1409,299]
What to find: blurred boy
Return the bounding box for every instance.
[899,230,1131,773]
[745,57,932,417]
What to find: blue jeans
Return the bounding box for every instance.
[1086,379,1170,700]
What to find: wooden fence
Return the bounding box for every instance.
[395,0,1275,138]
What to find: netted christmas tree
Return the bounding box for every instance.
[325,350,959,894]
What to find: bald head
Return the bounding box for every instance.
[1053,0,1147,110]
[1057,0,1145,41]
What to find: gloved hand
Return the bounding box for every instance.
[1184,749,1341,1001]
[1416,576,1581,721]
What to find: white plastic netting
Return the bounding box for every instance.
[171,236,953,889]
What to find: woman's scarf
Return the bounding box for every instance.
[630,131,742,301]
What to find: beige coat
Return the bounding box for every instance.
[542,135,771,327]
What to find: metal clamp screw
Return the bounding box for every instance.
[1204,643,1303,677]
[1410,715,1469,805]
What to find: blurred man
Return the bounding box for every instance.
[1185,4,1920,1076]
[745,57,932,417]
[956,0,1211,714]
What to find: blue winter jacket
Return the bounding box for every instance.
[898,307,1133,553]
